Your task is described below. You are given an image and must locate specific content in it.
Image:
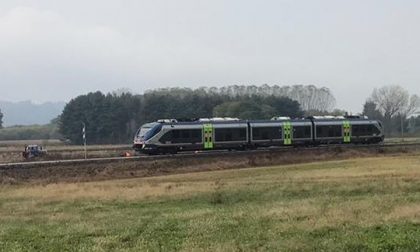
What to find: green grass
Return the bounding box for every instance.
[2,156,420,251]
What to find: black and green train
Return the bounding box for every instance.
[133,116,384,154]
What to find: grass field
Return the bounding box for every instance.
[2,155,420,251]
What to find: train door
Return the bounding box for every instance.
[343,120,351,143]
[203,124,214,149]
[283,121,292,145]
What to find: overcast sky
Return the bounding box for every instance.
[0,0,419,112]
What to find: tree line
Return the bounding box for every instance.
[58,84,420,144]
[363,85,420,137]
[2,84,419,143]
[59,85,336,144]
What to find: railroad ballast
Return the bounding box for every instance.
[133,116,384,154]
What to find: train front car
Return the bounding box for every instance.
[134,118,248,155]
[311,116,384,145]
[133,122,163,153]
[147,121,204,154]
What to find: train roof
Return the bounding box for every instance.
[158,120,248,126]
[155,118,309,126]
[249,119,312,123]
[145,115,379,126]
[310,117,377,122]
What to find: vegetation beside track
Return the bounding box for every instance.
[2,145,420,184]
[2,156,420,250]
[0,123,61,141]
[0,142,131,163]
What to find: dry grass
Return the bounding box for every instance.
[2,155,420,250]
[0,180,217,202]
[1,156,420,202]
[0,139,63,147]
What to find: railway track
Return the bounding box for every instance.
[0,145,130,154]
[1,142,420,170]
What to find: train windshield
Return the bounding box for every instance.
[135,123,158,139]
[143,124,162,140]
[136,124,151,137]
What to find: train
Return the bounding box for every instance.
[133,116,384,154]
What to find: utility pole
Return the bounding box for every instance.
[82,122,87,159]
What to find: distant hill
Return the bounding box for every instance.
[0,101,65,126]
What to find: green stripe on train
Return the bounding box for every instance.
[283,121,292,145]
[203,124,214,149]
[343,120,351,143]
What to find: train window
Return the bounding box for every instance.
[316,125,342,138]
[293,126,311,139]
[352,125,363,136]
[352,124,380,136]
[215,128,247,142]
[159,131,171,143]
[191,130,201,139]
[159,129,202,143]
[252,127,282,140]
[172,130,180,139]
[181,130,189,139]
[370,125,380,135]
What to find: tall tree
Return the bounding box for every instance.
[197,84,336,111]
[369,85,420,135]
[362,101,383,120]
[58,85,332,144]
[213,100,271,119]
[60,91,143,144]
[213,96,303,119]
[371,85,404,121]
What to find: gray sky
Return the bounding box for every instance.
[0,0,419,112]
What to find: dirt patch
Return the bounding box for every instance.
[1,146,419,184]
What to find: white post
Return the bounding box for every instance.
[401,114,404,142]
[82,122,87,159]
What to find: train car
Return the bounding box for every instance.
[312,116,384,144]
[212,120,249,150]
[133,118,248,154]
[249,118,313,148]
